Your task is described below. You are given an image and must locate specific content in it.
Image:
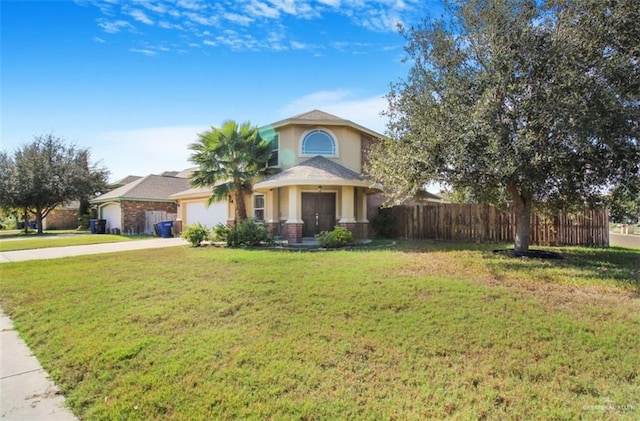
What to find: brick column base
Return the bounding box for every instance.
[284,223,303,243]
[357,222,370,240]
[266,222,280,237]
[338,222,369,241]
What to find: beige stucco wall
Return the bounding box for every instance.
[276,125,363,172]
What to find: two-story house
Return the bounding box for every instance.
[172,110,383,243]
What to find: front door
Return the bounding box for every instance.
[302,193,336,237]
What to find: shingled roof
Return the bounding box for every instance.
[254,156,381,191]
[91,174,190,204]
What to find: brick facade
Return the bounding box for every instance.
[338,221,369,241]
[44,208,78,230]
[266,222,281,238]
[367,193,385,221]
[361,134,376,172]
[120,201,177,235]
[283,222,303,243]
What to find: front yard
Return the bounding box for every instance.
[1,242,638,420]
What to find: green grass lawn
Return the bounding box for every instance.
[0,234,147,252]
[1,242,639,420]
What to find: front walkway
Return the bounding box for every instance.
[1,311,78,420]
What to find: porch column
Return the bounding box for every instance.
[357,188,370,240]
[339,186,356,223]
[359,189,369,222]
[265,189,279,236]
[284,186,303,243]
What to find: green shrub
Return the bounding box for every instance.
[315,226,355,248]
[226,219,270,247]
[211,223,230,243]
[371,208,395,238]
[77,213,91,230]
[181,223,211,247]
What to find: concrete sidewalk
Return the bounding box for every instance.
[0,237,188,263]
[0,237,188,419]
[1,311,77,420]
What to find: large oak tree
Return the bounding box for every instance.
[0,134,109,234]
[368,0,639,252]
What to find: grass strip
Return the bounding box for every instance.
[0,235,140,252]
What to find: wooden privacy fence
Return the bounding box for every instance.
[390,204,609,247]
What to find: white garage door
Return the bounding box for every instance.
[100,203,121,230]
[185,200,227,228]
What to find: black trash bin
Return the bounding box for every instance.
[157,220,174,238]
[89,219,97,234]
[96,219,107,234]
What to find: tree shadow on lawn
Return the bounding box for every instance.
[487,245,640,295]
[387,240,639,294]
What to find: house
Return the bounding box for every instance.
[42,201,80,230]
[91,173,190,234]
[172,110,383,243]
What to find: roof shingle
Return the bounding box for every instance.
[92,175,190,203]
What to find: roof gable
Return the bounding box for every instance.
[92,174,190,203]
[266,109,383,139]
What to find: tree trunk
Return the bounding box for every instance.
[36,207,44,235]
[507,181,533,252]
[23,208,29,234]
[234,188,248,222]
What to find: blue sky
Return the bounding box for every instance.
[2,0,443,182]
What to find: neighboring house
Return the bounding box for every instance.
[91,174,190,234]
[172,110,383,243]
[42,201,79,230]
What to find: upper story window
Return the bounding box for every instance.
[301,130,337,156]
[267,134,279,167]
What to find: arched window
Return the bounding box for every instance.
[301,130,336,156]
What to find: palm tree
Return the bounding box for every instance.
[188,120,275,222]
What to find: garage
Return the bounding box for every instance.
[185,200,228,228]
[99,203,122,231]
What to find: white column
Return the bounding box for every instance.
[265,189,278,223]
[339,186,356,223]
[286,185,303,223]
[360,188,369,222]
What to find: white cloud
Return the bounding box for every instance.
[317,0,342,6]
[290,40,307,50]
[86,0,424,53]
[280,89,388,134]
[93,36,107,43]
[248,0,280,18]
[137,0,169,14]
[98,18,134,33]
[224,13,254,26]
[125,8,155,25]
[129,48,157,56]
[158,20,183,30]
[94,125,208,182]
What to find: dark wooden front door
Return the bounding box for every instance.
[302,193,336,237]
